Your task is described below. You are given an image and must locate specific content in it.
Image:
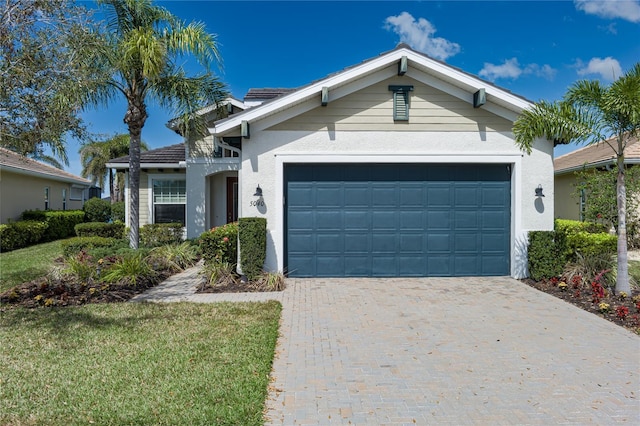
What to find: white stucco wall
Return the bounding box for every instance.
[238,129,553,279]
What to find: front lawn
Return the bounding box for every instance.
[0,302,281,425]
[0,239,64,293]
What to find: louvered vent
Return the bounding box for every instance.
[388,85,413,121]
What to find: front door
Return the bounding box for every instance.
[226,177,238,223]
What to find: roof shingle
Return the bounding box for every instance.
[554,135,640,173]
[108,143,185,165]
[0,147,91,185]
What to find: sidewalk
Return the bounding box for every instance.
[129,263,284,303]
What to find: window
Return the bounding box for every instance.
[62,188,67,211]
[70,187,84,201]
[579,188,586,221]
[44,187,50,210]
[153,179,186,225]
[388,85,414,121]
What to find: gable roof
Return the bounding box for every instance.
[554,135,640,174]
[106,143,186,169]
[0,147,91,186]
[210,44,533,136]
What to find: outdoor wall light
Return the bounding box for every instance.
[535,184,545,197]
[253,185,263,197]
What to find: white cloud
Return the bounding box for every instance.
[479,58,557,81]
[576,57,623,81]
[574,0,640,23]
[384,12,460,60]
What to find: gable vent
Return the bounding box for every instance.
[389,85,414,121]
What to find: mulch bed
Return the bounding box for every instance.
[522,278,640,334]
[0,272,171,309]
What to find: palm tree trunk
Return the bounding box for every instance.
[124,98,147,250]
[109,169,115,203]
[616,136,630,294]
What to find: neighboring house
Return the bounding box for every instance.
[0,147,93,223]
[113,44,555,278]
[554,135,640,221]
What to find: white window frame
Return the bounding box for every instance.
[148,174,187,225]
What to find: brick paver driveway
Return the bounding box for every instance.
[264,277,639,425]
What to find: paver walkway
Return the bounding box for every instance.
[133,269,639,424]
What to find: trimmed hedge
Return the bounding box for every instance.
[140,223,184,248]
[22,210,85,241]
[75,222,126,238]
[83,197,111,222]
[199,222,238,265]
[528,231,565,281]
[554,219,608,236]
[0,221,48,252]
[238,217,266,280]
[566,231,617,257]
[61,236,123,258]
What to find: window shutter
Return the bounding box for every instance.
[389,85,413,121]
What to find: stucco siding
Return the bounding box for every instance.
[555,173,581,220]
[0,171,85,223]
[239,130,553,278]
[269,76,512,132]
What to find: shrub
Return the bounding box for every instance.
[75,222,125,238]
[63,250,98,282]
[199,222,238,265]
[200,261,237,288]
[22,210,85,241]
[149,242,199,272]
[562,252,616,290]
[554,219,608,235]
[111,201,125,222]
[565,231,617,258]
[83,197,111,222]
[102,252,156,285]
[254,271,286,291]
[140,223,184,247]
[528,231,565,281]
[238,217,266,281]
[0,220,48,251]
[61,236,121,257]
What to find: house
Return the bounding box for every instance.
[554,135,640,221]
[106,143,187,225]
[0,147,93,223]
[113,44,554,278]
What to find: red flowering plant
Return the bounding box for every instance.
[616,306,630,320]
[199,222,238,265]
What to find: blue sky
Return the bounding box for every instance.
[70,0,640,181]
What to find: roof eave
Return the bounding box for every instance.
[2,165,92,186]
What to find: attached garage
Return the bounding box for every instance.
[285,163,511,277]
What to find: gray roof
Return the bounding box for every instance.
[108,143,185,165]
[0,147,91,186]
[244,88,296,101]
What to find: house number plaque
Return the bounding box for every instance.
[250,200,265,207]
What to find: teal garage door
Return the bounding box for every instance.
[285,163,511,277]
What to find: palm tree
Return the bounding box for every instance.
[513,63,640,294]
[80,134,148,202]
[81,0,227,248]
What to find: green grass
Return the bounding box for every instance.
[0,301,281,425]
[0,239,65,293]
[628,260,640,288]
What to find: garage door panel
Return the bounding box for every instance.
[285,163,510,277]
[288,233,314,253]
[372,211,397,229]
[316,211,342,229]
[316,234,342,253]
[400,211,424,229]
[316,256,344,276]
[345,233,370,252]
[344,211,370,229]
[372,233,398,253]
[316,185,342,207]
